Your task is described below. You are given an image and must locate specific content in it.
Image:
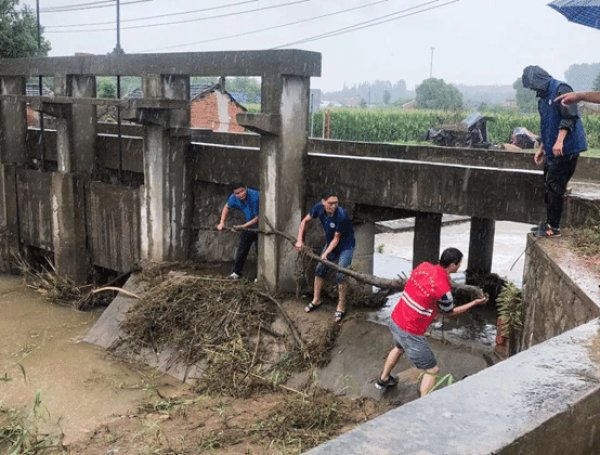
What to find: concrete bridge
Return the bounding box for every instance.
[2,50,600,454]
[2,50,599,290]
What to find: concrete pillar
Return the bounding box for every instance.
[468,217,495,274]
[254,74,310,292]
[0,77,27,271]
[413,212,442,269]
[54,75,97,173]
[51,75,96,283]
[353,221,375,292]
[51,174,88,283]
[139,75,191,262]
[0,77,27,164]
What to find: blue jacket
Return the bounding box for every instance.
[539,78,587,161]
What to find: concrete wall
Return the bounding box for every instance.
[520,235,600,349]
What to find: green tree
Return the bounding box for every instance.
[593,72,600,91]
[383,89,391,105]
[0,0,51,58]
[513,77,537,113]
[415,78,463,110]
[97,77,116,98]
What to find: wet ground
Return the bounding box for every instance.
[0,220,530,448]
[0,275,182,445]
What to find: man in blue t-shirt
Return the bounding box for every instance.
[217,181,260,279]
[295,188,355,322]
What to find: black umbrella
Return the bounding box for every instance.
[548,0,600,30]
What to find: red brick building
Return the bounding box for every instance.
[126,82,247,132]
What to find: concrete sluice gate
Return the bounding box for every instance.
[1,50,600,454]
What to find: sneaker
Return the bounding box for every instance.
[530,223,544,232]
[228,272,241,279]
[375,374,398,390]
[534,224,561,237]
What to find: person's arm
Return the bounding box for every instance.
[534,144,545,165]
[295,214,313,250]
[445,296,488,318]
[557,91,600,105]
[321,231,341,260]
[216,204,230,230]
[552,129,568,157]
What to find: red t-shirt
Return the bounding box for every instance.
[391,262,454,336]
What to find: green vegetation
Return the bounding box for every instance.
[497,282,523,337]
[310,107,600,149]
[416,78,463,110]
[571,216,600,257]
[0,0,51,58]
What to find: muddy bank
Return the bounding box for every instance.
[0,274,181,446]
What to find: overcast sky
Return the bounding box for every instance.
[22,0,600,92]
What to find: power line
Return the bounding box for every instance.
[40,0,151,13]
[139,0,390,53]
[45,0,309,33]
[44,0,259,29]
[271,0,460,49]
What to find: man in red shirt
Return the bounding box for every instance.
[375,247,488,396]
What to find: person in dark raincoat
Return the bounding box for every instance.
[522,65,588,237]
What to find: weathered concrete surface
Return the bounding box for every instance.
[253,75,310,292]
[300,316,489,404]
[308,139,600,183]
[306,319,600,455]
[87,182,141,272]
[468,217,495,274]
[306,153,546,224]
[0,50,321,78]
[520,235,600,349]
[16,168,53,250]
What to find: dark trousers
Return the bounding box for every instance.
[544,154,579,229]
[233,230,258,275]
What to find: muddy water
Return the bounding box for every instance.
[0,274,182,445]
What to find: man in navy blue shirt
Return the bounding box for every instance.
[295,189,355,322]
[217,181,260,279]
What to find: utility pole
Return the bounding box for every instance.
[36,0,45,170]
[113,0,125,54]
[429,46,435,78]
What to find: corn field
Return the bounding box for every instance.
[309,108,600,149]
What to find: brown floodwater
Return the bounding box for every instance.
[0,274,183,445]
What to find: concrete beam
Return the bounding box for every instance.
[468,217,495,274]
[308,139,600,184]
[307,153,546,224]
[413,212,441,268]
[0,50,321,78]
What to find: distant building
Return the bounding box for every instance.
[401,100,417,110]
[126,82,247,132]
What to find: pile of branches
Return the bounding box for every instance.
[13,254,114,309]
[118,275,307,397]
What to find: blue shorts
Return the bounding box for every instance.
[314,246,354,284]
[389,321,437,370]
